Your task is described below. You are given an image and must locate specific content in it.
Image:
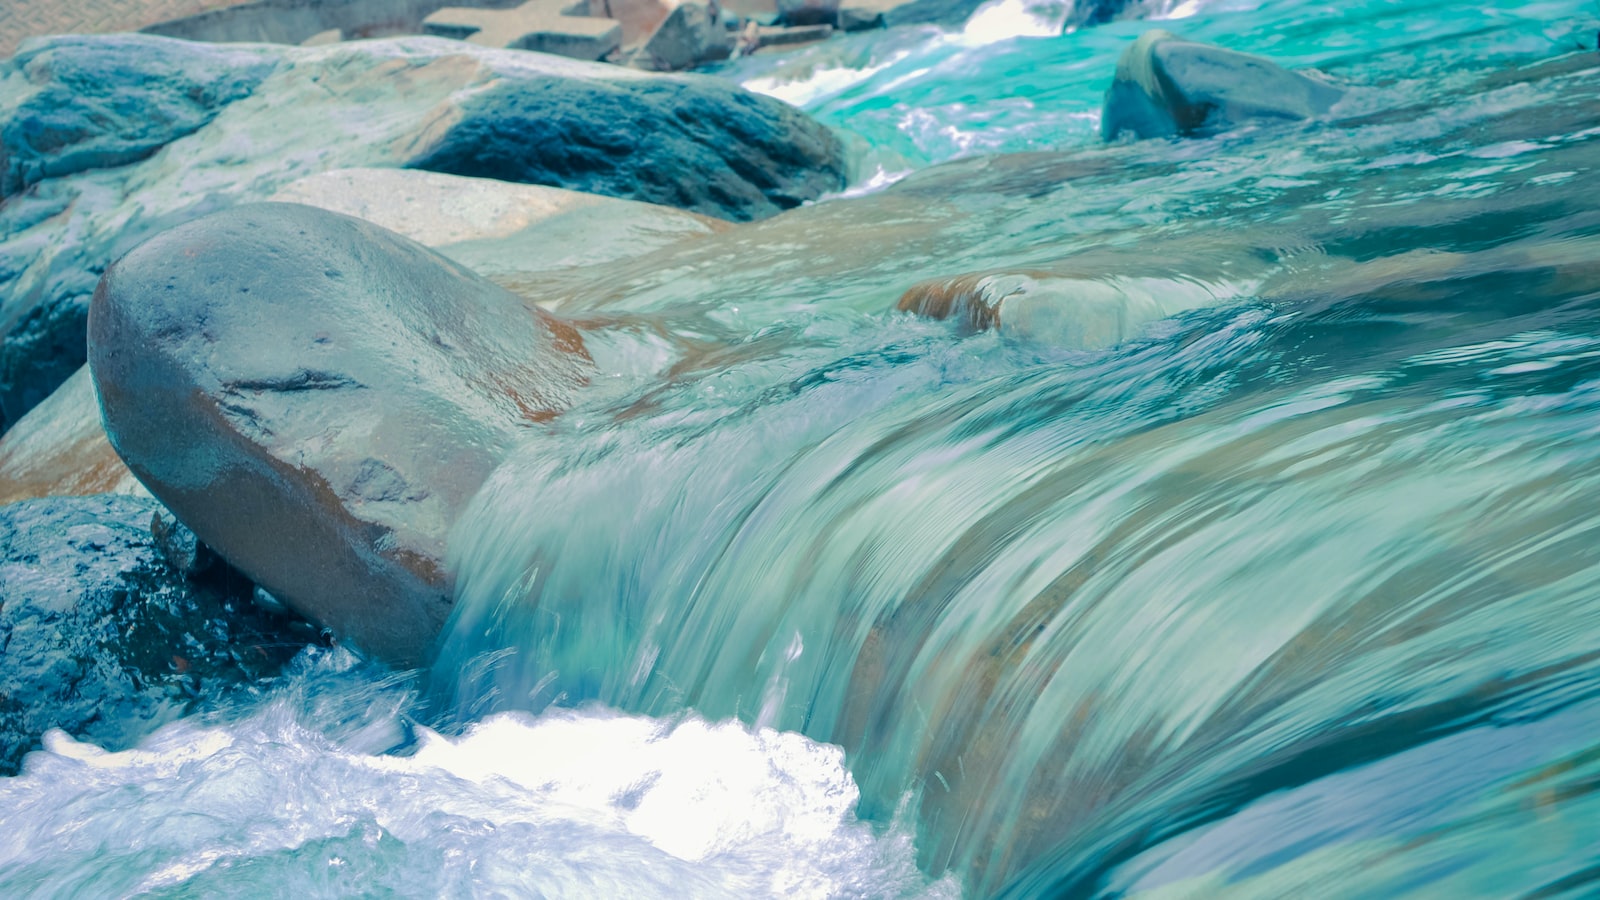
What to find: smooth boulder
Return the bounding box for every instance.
[89,203,593,666]
[0,494,312,774]
[1101,30,1344,141]
[629,0,732,72]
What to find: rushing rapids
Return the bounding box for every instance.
[6,0,1600,896]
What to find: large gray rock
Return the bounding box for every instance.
[89,203,593,667]
[0,34,843,434]
[1101,30,1344,141]
[0,494,313,774]
[0,168,722,511]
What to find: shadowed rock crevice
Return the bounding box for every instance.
[0,494,317,775]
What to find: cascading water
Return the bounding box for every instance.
[6,0,1600,896]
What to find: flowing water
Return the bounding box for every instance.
[7,0,1600,896]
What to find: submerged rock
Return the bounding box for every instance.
[90,203,593,666]
[896,270,1236,347]
[0,34,843,434]
[0,494,314,775]
[1101,29,1344,141]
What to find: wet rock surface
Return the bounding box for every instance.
[1101,29,1345,140]
[0,494,315,775]
[407,75,843,221]
[0,35,279,199]
[89,202,594,666]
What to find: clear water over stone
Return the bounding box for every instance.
[7,0,1600,895]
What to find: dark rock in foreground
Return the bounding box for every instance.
[0,494,315,775]
[1101,29,1344,141]
[90,203,593,667]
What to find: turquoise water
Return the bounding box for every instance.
[8,0,1600,896]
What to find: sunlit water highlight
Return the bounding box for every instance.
[7,0,1600,896]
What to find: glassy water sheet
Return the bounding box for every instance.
[443,17,1600,894]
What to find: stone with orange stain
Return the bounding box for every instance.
[91,203,594,667]
[0,367,142,505]
[898,269,1236,349]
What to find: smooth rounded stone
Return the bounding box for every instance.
[896,270,1236,348]
[0,365,143,505]
[0,494,314,775]
[1101,29,1345,141]
[0,35,842,434]
[89,202,593,667]
[268,167,730,286]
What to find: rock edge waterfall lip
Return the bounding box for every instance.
[87,202,594,667]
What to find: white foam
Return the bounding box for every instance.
[0,655,957,899]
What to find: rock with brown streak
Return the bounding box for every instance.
[89,202,592,667]
[0,366,143,505]
[897,270,1234,348]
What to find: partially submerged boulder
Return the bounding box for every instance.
[2,169,723,512]
[1101,29,1344,141]
[89,203,594,666]
[0,494,313,774]
[896,270,1234,348]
